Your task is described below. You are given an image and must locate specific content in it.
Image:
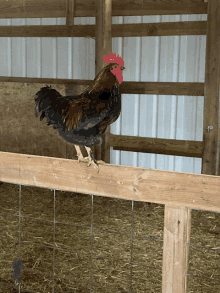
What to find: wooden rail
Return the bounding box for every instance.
[1,150,219,293]
[0,77,204,96]
[0,0,207,19]
[0,22,207,38]
[0,151,219,213]
[110,134,204,158]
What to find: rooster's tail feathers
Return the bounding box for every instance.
[34,85,62,116]
[34,86,64,129]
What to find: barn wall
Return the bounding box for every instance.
[0,14,207,173]
[0,82,75,159]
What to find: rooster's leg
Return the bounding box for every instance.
[74,145,90,163]
[74,145,98,169]
[84,147,106,170]
[85,146,99,168]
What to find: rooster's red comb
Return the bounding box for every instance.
[103,53,124,67]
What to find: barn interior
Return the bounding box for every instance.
[0,0,220,292]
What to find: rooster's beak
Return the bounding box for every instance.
[120,66,125,70]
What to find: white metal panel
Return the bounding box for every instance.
[73,17,95,80]
[11,18,26,77]
[26,18,41,78]
[0,19,12,76]
[0,14,208,175]
[111,14,207,174]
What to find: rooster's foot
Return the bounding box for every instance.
[77,156,98,168]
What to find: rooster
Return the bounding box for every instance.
[34,53,125,170]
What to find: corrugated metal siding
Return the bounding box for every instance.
[111,14,207,174]
[0,14,207,174]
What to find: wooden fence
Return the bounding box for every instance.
[0,151,220,292]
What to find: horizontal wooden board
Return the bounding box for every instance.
[0,151,220,213]
[120,81,204,96]
[112,21,207,38]
[110,134,204,158]
[0,76,91,85]
[0,0,207,18]
[0,22,206,38]
[0,78,204,96]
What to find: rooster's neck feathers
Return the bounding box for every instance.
[85,63,119,95]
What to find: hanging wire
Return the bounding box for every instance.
[90,194,94,292]
[52,189,56,293]
[19,185,22,259]
[130,200,134,292]
[12,184,23,293]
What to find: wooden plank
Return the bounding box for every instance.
[202,0,220,175]
[120,81,204,96]
[110,134,203,158]
[112,21,207,38]
[0,151,220,213]
[0,25,95,38]
[162,206,191,293]
[95,0,112,163]
[0,22,207,38]
[66,0,74,26]
[0,78,204,96]
[0,76,91,85]
[0,0,207,19]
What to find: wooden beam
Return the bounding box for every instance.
[0,25,95,38]
[202,0,220,175]
[120,81,204,96]
[0,78,204,96]
[0,151,220,213]
[0,22,207,38]
[110,134,204,158]
[95,0,112,163]
[0,76,91,85]
[0,0,207,19]
[162,206,191,293]
[112,21,207,38]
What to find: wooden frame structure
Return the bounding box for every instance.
[0,151,220,293]
[0,0,219,292]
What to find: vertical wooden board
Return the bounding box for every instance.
[110,15,123,165]
[162,206,191,293]
[0,82,73,159]
[202,0,220,175]
[66,0,74,26]
[96,0,112,162]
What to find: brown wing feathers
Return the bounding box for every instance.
[62,99,83,131]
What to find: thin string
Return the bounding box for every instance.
[90,194,94,292]
[130,200,134,292]
[18,184,22,293]
[52,189,56,293]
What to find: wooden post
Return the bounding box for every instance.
[162,206,191,293]
[94,0,112,162]
[66,0,74,26]
[202,0,220,175]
